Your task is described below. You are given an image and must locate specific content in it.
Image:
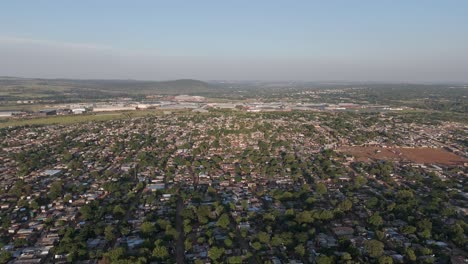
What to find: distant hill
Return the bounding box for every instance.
[69,78,218,93]
[0,77,222,101]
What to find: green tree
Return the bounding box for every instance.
[152,244,169,259]
[316,255,334,264]
[208,246,224,261]
[294,244,305,256]
[417,218,432,230]
[420,229,431,239]
[417,219,432,239]
[120,226,130,236]
[396,190,414,200]
[405,248,416,262]
[341,252,352,262]
[366,197,379,209]
[354,175,368,188]
[296,211,314,224]
[185,238,193,251]
[257,231,270,244]
[227,256,242,263]
[378,256,393,264]
[104,225,116,242]
[113,205,126,218]
[376,230,385,241]
[80,204,94,220]
[224,238,233,247]
[217,213,230,229]
[368,213,383,227]
[14,238,28,247]
[316,183,327,195]
[401,225,416,234]
[0,251,12,264]
[140,222,156,237]
[449,222,466,246]
[184,221,192,235]
[29,200,39,210]
[271,235,283,247]
[252,242,262,251]
[63,194,72,203]
[48,181,63,200]
[338,199,353,211]
[365,239,384,258]
[105,247,125,262]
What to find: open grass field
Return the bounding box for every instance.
[0,103,54,112]
[339,146,467,166]
[0,78,220,101]
[0,109,175,128]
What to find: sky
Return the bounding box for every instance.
[1,0,468,82]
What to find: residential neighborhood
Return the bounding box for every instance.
[0,110,466,263]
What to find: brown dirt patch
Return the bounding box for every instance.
[339,146,467,166]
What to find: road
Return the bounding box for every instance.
[175,193,185,264]
[228,213,259,264]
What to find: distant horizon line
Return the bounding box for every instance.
[1,76,467,85]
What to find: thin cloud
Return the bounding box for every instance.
[0,36,165,57]
[0,36,115,51]
[0,36,467,82]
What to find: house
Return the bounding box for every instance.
[43,170,62,177]
[332,226,354,237]
[147,183,165,192]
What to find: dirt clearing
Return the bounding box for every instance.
[339,146,467,166]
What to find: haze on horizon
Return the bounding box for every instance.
[1,0,468,82]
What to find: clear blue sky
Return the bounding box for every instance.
[1,0,468,81]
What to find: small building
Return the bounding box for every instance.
[147,183,165,192]
[332,226,354,237]
[72,108,87,114]
[39,109,57,116]
[43,170,62,177]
